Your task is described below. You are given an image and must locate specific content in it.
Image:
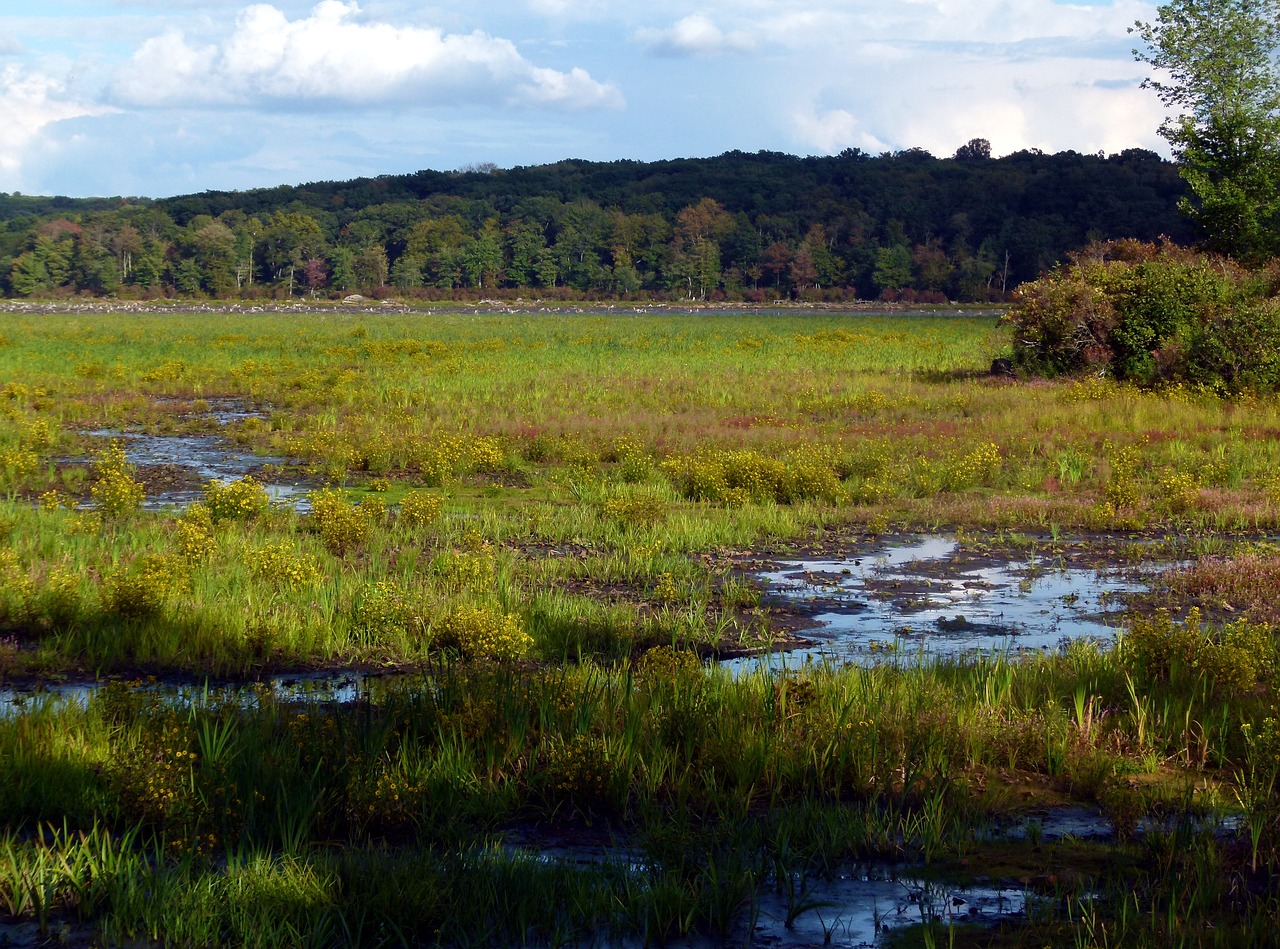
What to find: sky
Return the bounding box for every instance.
[0,0,1171,199]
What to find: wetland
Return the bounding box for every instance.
[4,307,1280,946]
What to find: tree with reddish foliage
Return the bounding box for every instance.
[762,242,793,290]
[302,258,328,298]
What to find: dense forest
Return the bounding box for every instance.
[0,143,1192,302]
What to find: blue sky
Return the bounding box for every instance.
[0,0,1169,198]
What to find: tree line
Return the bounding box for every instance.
[0,144,1191,302]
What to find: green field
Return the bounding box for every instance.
[3,308,1280,946]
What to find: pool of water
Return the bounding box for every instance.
[731,536,1151,670]
[0,669,377,719]
[81,406,309,510]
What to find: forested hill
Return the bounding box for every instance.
[1,145,1191,302]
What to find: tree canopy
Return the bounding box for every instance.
[1133,0,1280,261]
[1,148,1190,302]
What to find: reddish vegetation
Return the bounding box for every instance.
[1163,554,1280,624]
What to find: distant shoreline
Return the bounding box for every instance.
[0,298,1008,318]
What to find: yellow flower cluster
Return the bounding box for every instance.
[309,488,374,554]
[203,476,269,522]
[1064,376,1119,403]
[653,572,681,602]
[945,442,1003,490]
[543,734,613,802]
[102,553,191,619]
[39,565,82,626]
[636,645,703,683]
[398,490,444,528]
[409,433,469,486]
[661,446,842,505]
[468,435,506,472]
[0,448,37,486]
[1104,441,1144,509]
[599,493,667,528]
[20,419,54,451]
[1157,469,1200,514]
[140,359,188,383]
[175,503,216,562]
[0,548,33,624]
[433,549,495,592]
[352,580,410,637]
[253,542,322,588]
[439,606,531,661]
[90,442,145,518]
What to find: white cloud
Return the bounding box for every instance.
[0,66,115,191]
[111,1,622,111]
[637,14,757,57]
[792,105,889,154]
[790,48,1166,159]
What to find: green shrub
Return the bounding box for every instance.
[1007,240,1280,391]
[252,542,321,588]
[102,553,191,618]
[660,446,842,504]
[1121,607,1276,697]
[309,488,374,554]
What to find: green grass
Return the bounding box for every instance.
[4,308,1280,945]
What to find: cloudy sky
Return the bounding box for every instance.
[0,0,1170,199]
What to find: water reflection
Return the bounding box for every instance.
[731,536,1151,671]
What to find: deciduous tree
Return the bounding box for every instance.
[1133,0,1280,260]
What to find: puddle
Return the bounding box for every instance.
[733,536,1152,670]
[503,845,1028,947]
[80,398,310,510]
[748,868,1026,947]
[0,669,381,719]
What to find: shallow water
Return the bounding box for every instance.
[81,397,309,510]
[0,670,376,719]
[510,845,1028,947]
[731,536,1150,671]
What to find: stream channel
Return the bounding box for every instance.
[80,396,310,511]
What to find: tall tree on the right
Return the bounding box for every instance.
[1133,0,1280,262]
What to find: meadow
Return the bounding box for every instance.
[3,306,1280,946]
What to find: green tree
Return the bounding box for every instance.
[1133,0,1280,260]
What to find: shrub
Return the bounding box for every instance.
[203,476,269,522]
[0,548,32,625]
[660,446,842,505]
[398,490,444,528]
[90,442,145,517]
[0,448,38,491]
[599,493,668,528]
[437,606,531,661]
[432,549,496,592]
[309,488,374,553]
[351,580,411,639]
[102,553,191,618]
[1007,240,1280,391]
[1121,607,1276,697]
[252,542,321,588]
[175,504,216,562]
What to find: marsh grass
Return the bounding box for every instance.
[6,309,1280,944]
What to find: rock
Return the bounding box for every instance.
[342,294,367,305]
